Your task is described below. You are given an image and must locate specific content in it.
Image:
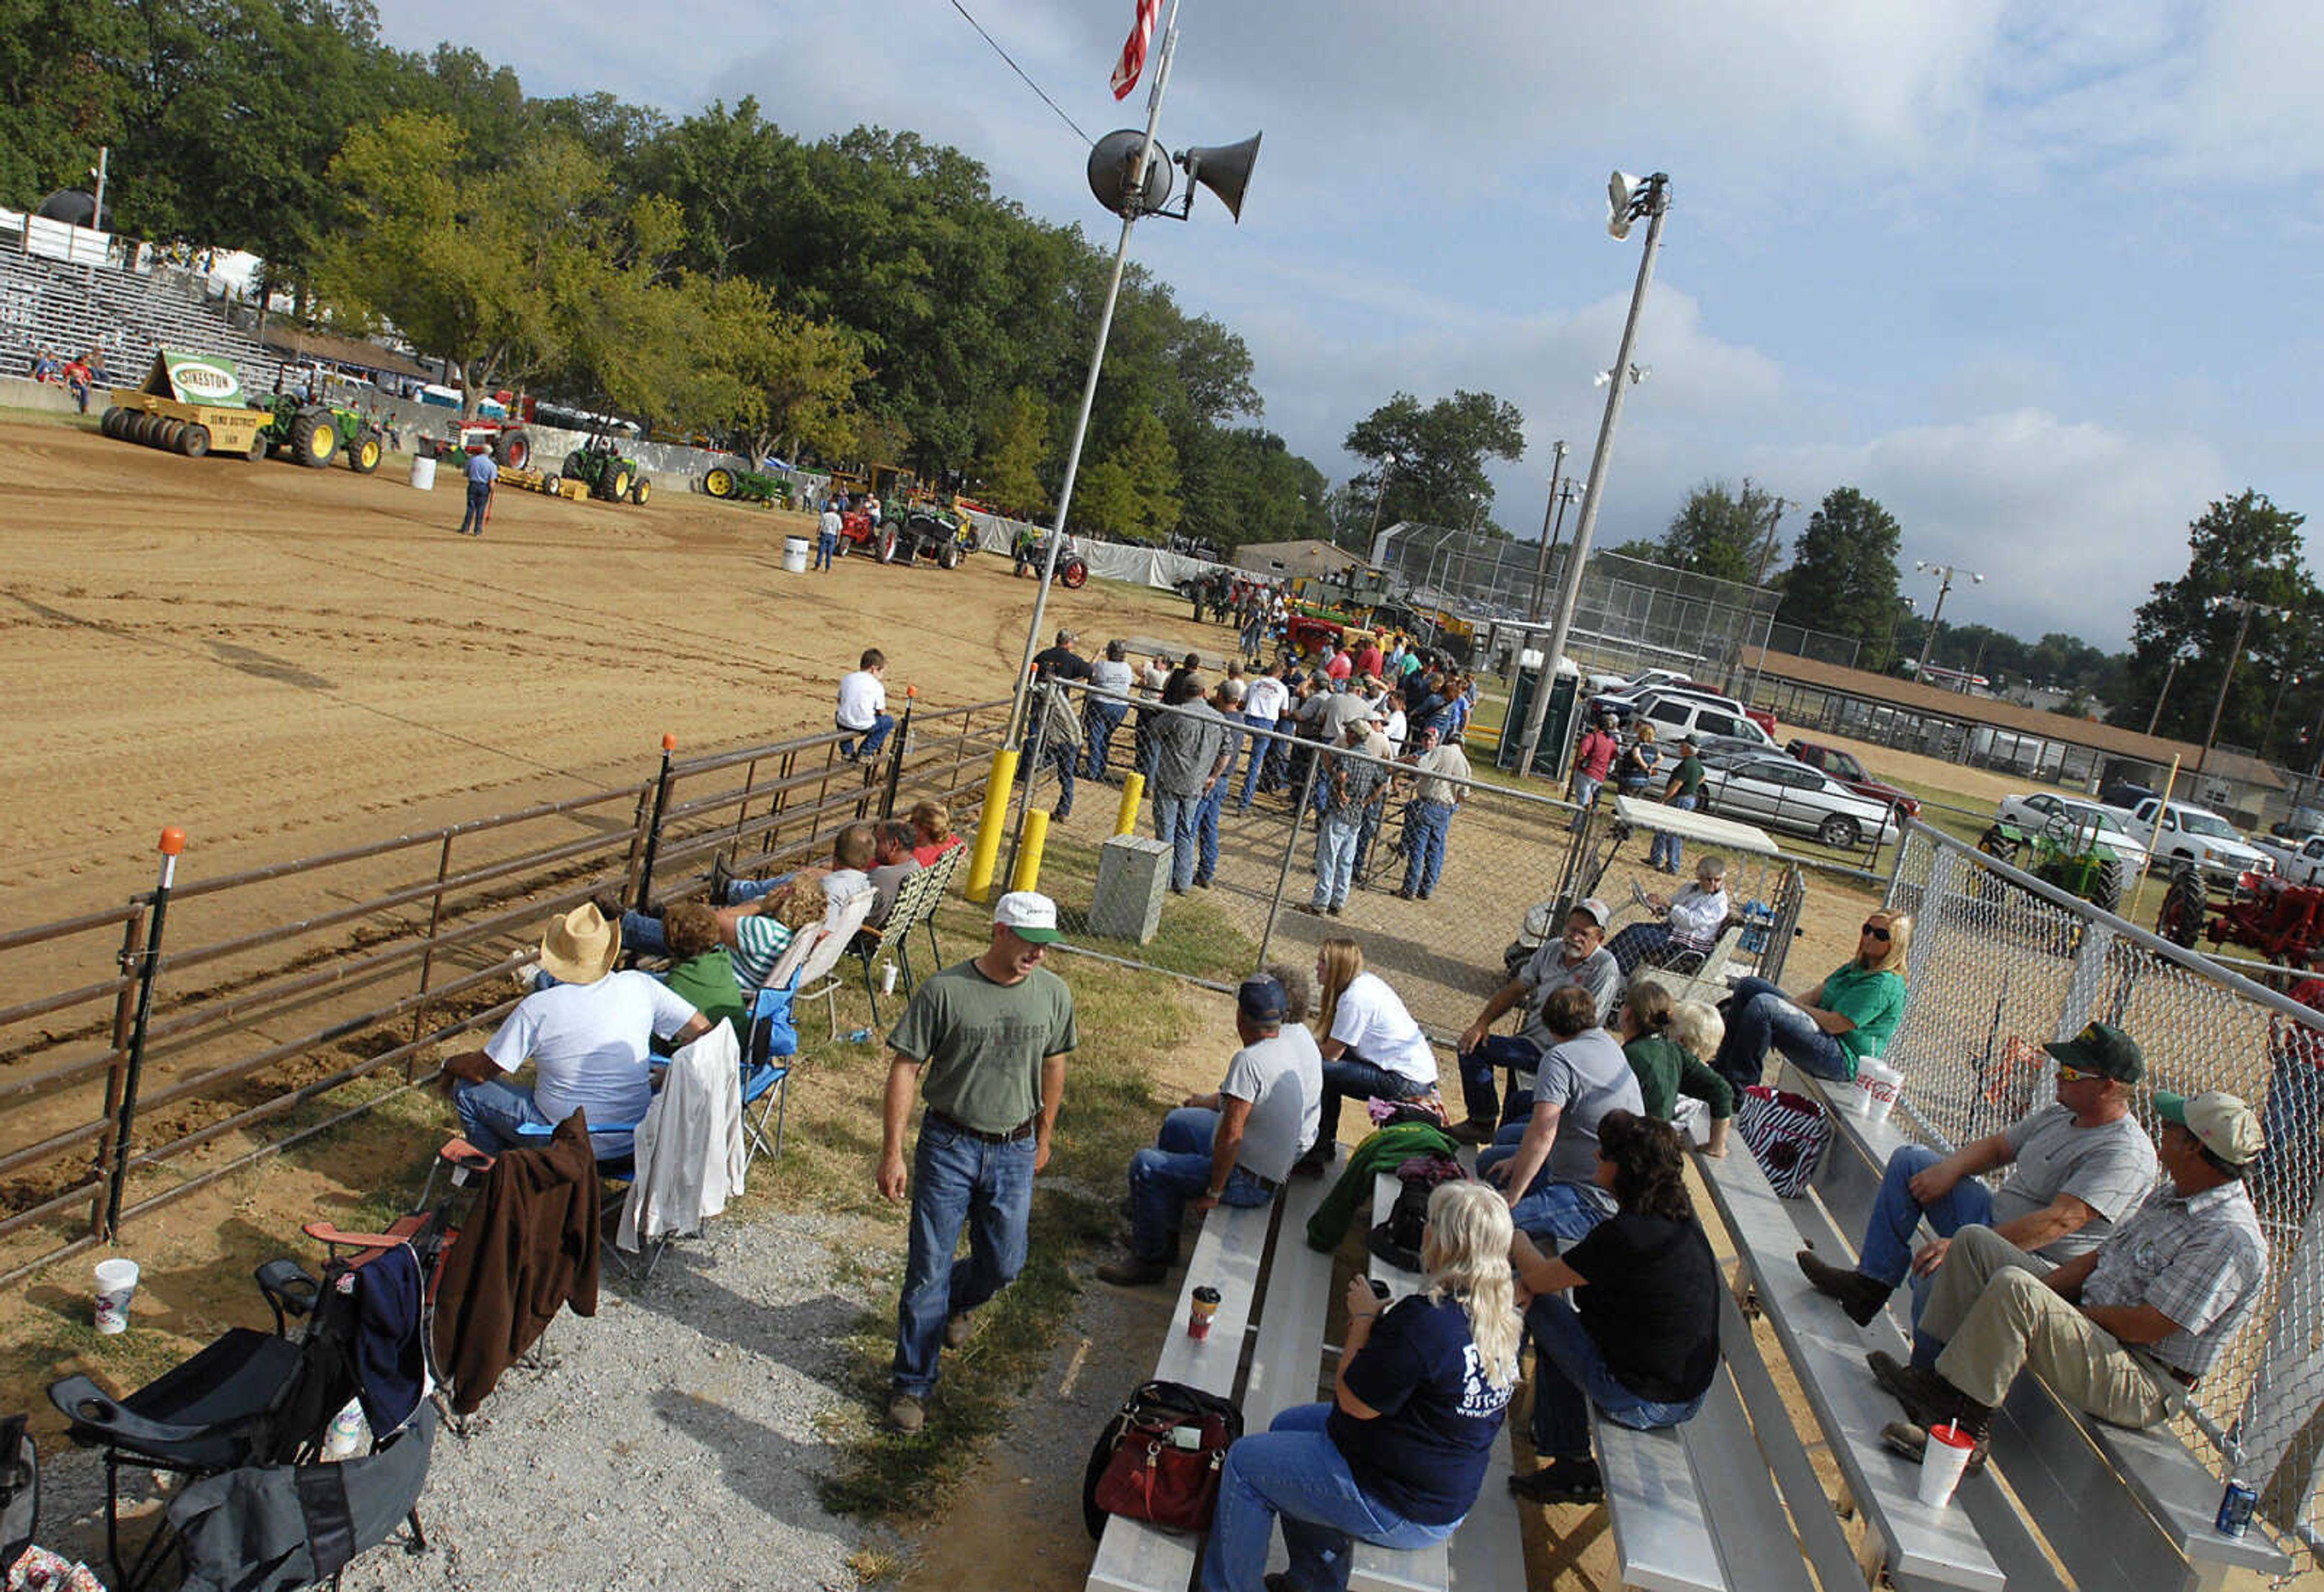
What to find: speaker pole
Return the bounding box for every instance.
[1006,0,1186,750]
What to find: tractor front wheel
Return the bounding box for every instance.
[246,429,270,462]
[349,432,383,474]
[2158,867,2205,949]
[293,409,337,467]
[2090,861,2122,917]
[564,450,588,478]
[1977,825,2020,870]
[179,423,211,459]
[938,539,960,570]
[602,465,632,501]
[1060,558,1088,590]
[629,476,651,505]
[704,467,735,498]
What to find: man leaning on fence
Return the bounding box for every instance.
[1871,1089,2270,1474]
[879,891,1077,1436]
[1394,723,1468,901]
[1097,970,1323,1287]
[1799,1022,2157,1328]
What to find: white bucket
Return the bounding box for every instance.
[781,536,810,574]
[1853,1058,1902,1124]
[408,452,437,492]
[93,1258,139,1334]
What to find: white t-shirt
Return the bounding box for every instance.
[1666,884,1730,952]
[1244,675,1290,721]
[1089,658,1136,698]
[485,972,700,1153]
[819,508,841,537]
[836,669,887,730]
[1328,971,1437,1088]
[1383,709,1408,753]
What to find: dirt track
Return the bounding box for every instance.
[0,418,1209,926]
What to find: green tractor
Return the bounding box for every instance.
[701,457,790,507]
[249,395,386,473]
[562,438,652,505]
[1977,807,2125,915]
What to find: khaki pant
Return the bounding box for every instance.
[1921,1224,2174,1429]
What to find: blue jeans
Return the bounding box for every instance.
[620,908,668,957]
[890,1116,1037,1398]
[1457,1034,1540,1126]
[1712,975,1854,1097]
[1648,795,1697,869]
[1856,1145,1994,1299]
[2255,1048,2324,1206]
[452,1077,552,1156]
[839,712,894,762]
[1200,1403,1457,1592]
[1312,1056,1430,1158]
[1313,812,1361,909]
[1475,1123,1611,1243]
[814,530,838,570]
[1607,923,1687,974]
[1195,778,1227,881]
[1569,774,1603,831]
[1526,1295,1704,1459]
[1126,1108,1276,1261]
[1402,799,1452,895]
[1236,713,1278,808]
[1082,699,1128,778]
[1153,792,1201,890]
[1028,738,1075,819]
[458,481,490,535]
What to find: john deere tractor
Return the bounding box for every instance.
[562,437,651,505]
[1978,807,2126,915]
[251,394,386,473]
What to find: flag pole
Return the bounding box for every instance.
[1005,0,1184,746]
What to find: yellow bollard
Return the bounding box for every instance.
[1011,809,1050,895]
[965,748,1018,903]
[1115,771,1145,838]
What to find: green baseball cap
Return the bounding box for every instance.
[2043,1021,2142,1083]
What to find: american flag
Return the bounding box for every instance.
[1111,0,1161,100]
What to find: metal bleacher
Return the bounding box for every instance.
[1,245,294,390]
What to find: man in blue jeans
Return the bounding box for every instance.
[1798,1022,2156,1328]
[1097,971,1322,1285]
[879,891,1077,1435]
[1646,735,1704,872]
[455,444,496,536]
[1451,899,1621,1140]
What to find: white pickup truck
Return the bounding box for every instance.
[2254,830,2324,885]
[2105,797,2276,887]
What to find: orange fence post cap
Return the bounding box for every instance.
[661,732,678,751]
[906,684,919,699]
[158,826,186,855]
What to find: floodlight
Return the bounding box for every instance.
[1608,171,1641,240]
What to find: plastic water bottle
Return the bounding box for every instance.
[846,1027,875,1045]
[321,1398,368,1461]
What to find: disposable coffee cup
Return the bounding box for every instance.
[1917,1421,1977,1506]
[1188,1285,1222,1341]
[1854,1059,1901,1125]
[93,1258,139,1335]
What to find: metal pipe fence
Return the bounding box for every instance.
[1883,821,2324,1557]
[0,699,1012,1284]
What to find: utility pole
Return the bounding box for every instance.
[90,146,108,229]
[1752,492,1794,588]
[1911,561,1982,682]
[2198,596,2275,778]
[1363,452,1400,554]
[1527,441,1569,623]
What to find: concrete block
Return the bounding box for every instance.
[1089,835,1172,944]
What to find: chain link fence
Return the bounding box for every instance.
[1885,821,2324,1558]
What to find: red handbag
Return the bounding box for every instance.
[1085,1382,1241,1534]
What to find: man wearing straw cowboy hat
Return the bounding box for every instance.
[441,903,714,1159]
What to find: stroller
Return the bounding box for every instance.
[48,1213,447,1591]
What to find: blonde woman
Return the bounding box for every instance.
[1201,1181,1518,1590]
[1617,982,1735,1159]
[1670,1000,1731,1157]
[1296,937,1440,1174]
[1710,909,1913,1096]
[1506,1111,1721,1504]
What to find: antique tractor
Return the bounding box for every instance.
[701,458,790,506]
[2156,863,2324,972]
[252,395,386,473]
[562,438,651,504]
[1977,809,2125,915]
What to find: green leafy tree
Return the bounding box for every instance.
[1655,479,1785,584]
[707,283,872,465]
[0,0,133,205]
[1344,390,1526,531]
[1774,487,1903,649]
[1074,411,1181,543]
[2124,492,2319,745]
[975,386,1052,518]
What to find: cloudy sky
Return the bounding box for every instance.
[373,1,2324,646]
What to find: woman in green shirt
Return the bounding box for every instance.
[1618,983,1735,1157]
[657,901,747,1047]
[1709,909,1912,1096]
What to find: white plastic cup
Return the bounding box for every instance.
[880,961,898,995]
[1917,1420,1977,1506]
[1854,1059,1901,1125]
[93,1258,139,1334]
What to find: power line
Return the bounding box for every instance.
[945,0,1092,147]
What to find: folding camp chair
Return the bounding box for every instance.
[740,985,796,1166]
[791,887,878,1036]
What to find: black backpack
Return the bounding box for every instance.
[1080,1379,1245,1540]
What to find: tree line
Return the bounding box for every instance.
[0,0,1333,546]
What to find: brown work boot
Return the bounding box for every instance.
[1868,1350,1979,1432]
[885,1393,927,1435]
[1445,1117,1498,1146]
[1797,1248,1893,1327]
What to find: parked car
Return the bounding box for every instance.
[1785,740,1922,819]
[2254,831,2324,886]
[1695,754,1903,849]
[1584,664,1690,697]
[2099,796,2274,888]
[1627,690,1780,752]
[1994,792,2152,889]
[1594,682,1779,739]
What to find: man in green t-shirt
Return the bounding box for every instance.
[879,891,1077,1434]
[1647,735,1706,873]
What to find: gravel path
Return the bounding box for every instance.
[43,1210,892,1592]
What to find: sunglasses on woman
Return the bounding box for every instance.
[1860,921,1892,941]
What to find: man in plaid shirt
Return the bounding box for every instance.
[1869,1089,2268,1472]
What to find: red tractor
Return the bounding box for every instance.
[2156,863,2324,971]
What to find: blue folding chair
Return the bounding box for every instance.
[741,985,797,1166]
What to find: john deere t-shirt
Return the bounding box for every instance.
[888,959,1078,1134]
[1330,1295,1511,1525]
[1820,963,1908,1064]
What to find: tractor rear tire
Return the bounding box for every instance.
[2090,860,2122,917]
[495,428,532,470]
[704,467,735,498]
[179,423,210,459]
[1977,826,2020,870]
[629,476,651,505]
[938,539,961,570]
[2158,867,2205,949]
[349,432,384,473]
[599,465,631,501]
[100,406,123,438]
[293,409,337,467]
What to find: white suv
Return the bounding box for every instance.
[1633,689,1778,749]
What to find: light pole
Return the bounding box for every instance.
[1752,495,1796,589]
[1515,170,1670,781]
[2197,595,2279,777]
[1526,441,1569,623]
[1877,595,1918,671]
[2264,668,2303,761]
[2145,647,2193,737]
[1911,559,1984,681]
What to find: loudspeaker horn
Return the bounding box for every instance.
[1087,130,1173,217]
[1177,133,1262,223]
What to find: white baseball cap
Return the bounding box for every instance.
[993,891,1063,944]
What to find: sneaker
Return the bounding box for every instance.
[885,1393,926,1435]
[1293,902,1324,916]
[1508,1457,1604,1505]
[1445,1117,1498,1146]
[1192,873,1212,888]
[1096,1253,1171,1287]
[1797,1249,1892,1328]
[1880,1418,1990,1477]
[942,1311,975,1349]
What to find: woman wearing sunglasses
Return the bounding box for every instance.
[1707,910,1912,1097]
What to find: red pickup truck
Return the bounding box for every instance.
[1785,740,1921,820]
